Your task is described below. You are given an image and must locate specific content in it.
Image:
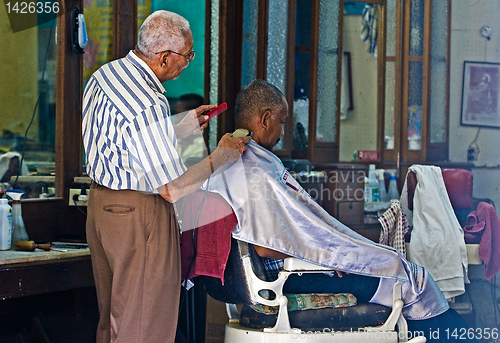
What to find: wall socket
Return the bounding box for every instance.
[69,188,90,206]
[467,146,479,162]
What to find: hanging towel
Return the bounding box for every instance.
[360,4,378,57]
[379,199,409,257]
[400,165,469,300]
[464,202,500,280]
[179,191,237,283]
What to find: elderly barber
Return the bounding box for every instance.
[82,10,250,343]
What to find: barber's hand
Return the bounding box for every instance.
[194,105,214,131]
[211,133,251,168]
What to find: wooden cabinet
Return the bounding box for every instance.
[337,202,365,226]
[314,163,367,230]
[293,172,328,208]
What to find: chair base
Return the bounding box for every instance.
[224,322,399,343]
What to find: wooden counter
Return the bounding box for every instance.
[0,248,90,266]
[0,248,94,300]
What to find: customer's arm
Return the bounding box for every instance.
[158,133,251,203]
[254,245,345,277]
[253,245,291,260]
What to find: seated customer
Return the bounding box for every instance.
[205,79,479,343]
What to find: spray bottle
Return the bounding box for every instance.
[0,197,13,250]
[378,170,388,202]
[368,164,379,202]
[387,174,400,201]
[6,190,29,244]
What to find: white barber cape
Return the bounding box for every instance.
[400,165,469,300]
[203,141,449,320]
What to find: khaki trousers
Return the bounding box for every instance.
[87,183,180,343]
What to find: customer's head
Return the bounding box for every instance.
[136,10,194,82]
[235,80,288,151]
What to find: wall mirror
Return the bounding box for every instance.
[0,12,57,198]
[338,0,385,162]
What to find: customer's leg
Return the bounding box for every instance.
[283,273,380,302]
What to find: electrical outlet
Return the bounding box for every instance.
[467,147,479,162]
[69,188,90,206]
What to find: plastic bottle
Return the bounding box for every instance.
[6,190,29,244]
[387,174,400,200]
[378,170,388,202]
[0,198,13,250]
[368,164,379,202]
[364,177,370,203]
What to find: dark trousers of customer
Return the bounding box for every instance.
[87,183,181,343]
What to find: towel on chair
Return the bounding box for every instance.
[400,165,469,300]
[378,199,409,257]
[464,202,500,280]
[179,191,237,283]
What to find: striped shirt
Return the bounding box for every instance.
[82,51,186,192]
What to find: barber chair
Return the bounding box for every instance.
[405,167,482,327]
[200,239,426,343]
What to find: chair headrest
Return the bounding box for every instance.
[406,168,473,211]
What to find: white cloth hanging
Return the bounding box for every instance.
[400,165,469,300]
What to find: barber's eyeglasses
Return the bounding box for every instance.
[155,49,195,62]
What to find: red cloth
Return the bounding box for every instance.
[180,191,237,283]
[464,202,500,280]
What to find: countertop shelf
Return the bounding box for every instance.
[0,247,94,300]
[0,248,90,267]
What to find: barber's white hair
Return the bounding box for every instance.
[137,10,191,59]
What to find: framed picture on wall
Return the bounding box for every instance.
[461,61,500,128]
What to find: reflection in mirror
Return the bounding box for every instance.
[408,62,423,150]
[293,0,312,153]
[0,11,57,198]
[294,53,311,152]
[385,61,396,150]
[384,0,396,151]
[317,0,340,145]
[83,0,114,87]
[208,0,220,151]
[267,0,289,151]
[339,1,380,162]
